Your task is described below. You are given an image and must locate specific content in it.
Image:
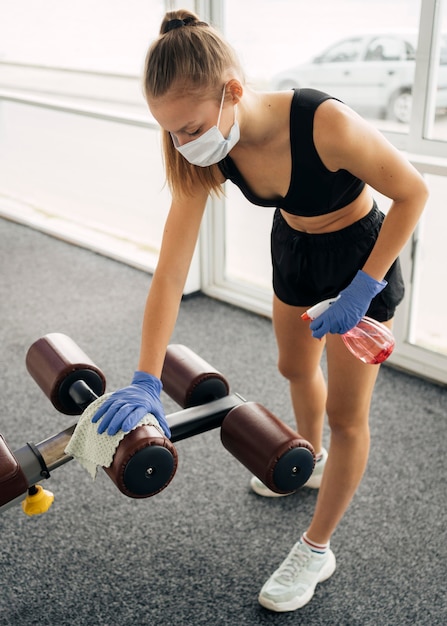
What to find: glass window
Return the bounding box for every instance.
[0,0,165,74]
[318,39,363,64]
[424,5,447,141]
[409,174,447,356]
[365,36,412,62]
[0,1,169,271]
[222,0,421,294]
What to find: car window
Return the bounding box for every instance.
[404,40,416,61]
[365,36,408,61]
[316,38,363,63]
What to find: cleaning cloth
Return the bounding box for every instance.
[64,393,163,479]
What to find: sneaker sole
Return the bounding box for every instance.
[303,474,322,489]
[250,479,293,498]
[258,550,336,612]
[250,475,320,496]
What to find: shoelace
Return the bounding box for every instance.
[276,544,310,582]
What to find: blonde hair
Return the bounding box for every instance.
[143,9,244,197]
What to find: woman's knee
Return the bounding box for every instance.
[276,336,325,383]
[326,402,370,439]
[277,355,301,381]
[277,354,320,383]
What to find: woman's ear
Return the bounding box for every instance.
[226,79,243,104]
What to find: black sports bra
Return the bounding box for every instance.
[218,88,365,217]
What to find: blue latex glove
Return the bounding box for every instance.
[309,270,387,339]
[91,371,171,438]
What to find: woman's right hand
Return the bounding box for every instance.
[91,371,171,438]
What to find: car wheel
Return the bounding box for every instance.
[388,90,412,124]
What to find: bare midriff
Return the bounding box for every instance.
[280,185,374,235]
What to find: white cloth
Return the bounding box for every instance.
[64,393,163,479]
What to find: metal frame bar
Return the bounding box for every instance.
[0,90,157,129]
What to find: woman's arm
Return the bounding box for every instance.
[138,184,210,377]
[308,100,429,339]
[316,100,429,281]
[91,183,209,436]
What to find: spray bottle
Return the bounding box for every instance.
[301,297,395,364]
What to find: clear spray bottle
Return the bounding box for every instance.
[301,297,395,365]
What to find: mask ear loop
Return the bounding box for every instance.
[216,84,227,129]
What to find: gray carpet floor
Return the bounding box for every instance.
[0,217,446,626]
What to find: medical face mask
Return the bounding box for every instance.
[171,86,240,167]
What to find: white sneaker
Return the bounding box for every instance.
[250,448,328,497]
[258,540,336,612]
[304,447,328,489]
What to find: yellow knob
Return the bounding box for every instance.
[21,485,55,516]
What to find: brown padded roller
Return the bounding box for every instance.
[0,435,29,506]
[26,333,106,415]
[104,425,178,498]
[23,333,179,500]
[162,344,230,408]
[221,402,315,494]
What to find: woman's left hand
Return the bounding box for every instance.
[310,270,386,338]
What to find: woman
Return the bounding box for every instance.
[92,9,428,612]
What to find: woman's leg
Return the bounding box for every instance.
[305,323,390,544]
[261,298,391,611]
[273,293,389,543]
[272,294,327,454]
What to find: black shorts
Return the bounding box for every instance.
[271,202,405,322]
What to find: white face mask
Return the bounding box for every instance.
[171,86,240,167]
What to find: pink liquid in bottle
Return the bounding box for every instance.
[340,316,395,364]
[301,299,395,365]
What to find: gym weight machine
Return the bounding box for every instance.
[0,333,315,515]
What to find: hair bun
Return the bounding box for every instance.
[165,18,186,32]
[162,12,207,35]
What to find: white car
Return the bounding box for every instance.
[271,33,447,123]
